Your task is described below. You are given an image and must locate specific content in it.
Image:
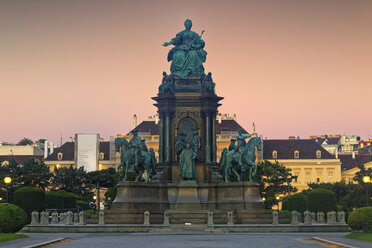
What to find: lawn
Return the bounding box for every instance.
[345,232,372,243]
[0,233,28,243]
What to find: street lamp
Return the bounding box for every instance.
[276,196,280,211]
[4,176,12,203]
[363,176,371,207]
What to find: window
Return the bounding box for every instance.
[57,152,63,161]
[1,161,9,166]
[99,152,104,160]
[316,150,321,159]
[328,171,334,182]
[305,172,311,182]
[317,171,322,183]
[294,150,300,159]
[294,171,300,183]
[272,150,277,159]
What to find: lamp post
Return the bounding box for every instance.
[276,196,280,211]
[93,195,97,214]
[363,176,370,207]
[4,176,12,203]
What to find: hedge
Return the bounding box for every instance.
[13,187,45,221]
[55,191,77,209]
[348,207,372,232]
[282,193,307,213]
[306,188,337,213]
[77,200,89,210]
[0,203,28,233]
[45,191,64,209]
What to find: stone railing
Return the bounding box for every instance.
[275,210,346,225]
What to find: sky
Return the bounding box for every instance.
[1,0,371,144]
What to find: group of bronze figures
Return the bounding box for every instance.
[115,129,261,183]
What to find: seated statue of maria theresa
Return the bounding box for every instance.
[163,19,207,79]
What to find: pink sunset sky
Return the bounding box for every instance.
[1,0,371,144]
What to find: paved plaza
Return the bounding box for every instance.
[2,232,372,248]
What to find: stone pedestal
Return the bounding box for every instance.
[175,182,201,210]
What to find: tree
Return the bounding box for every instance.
[17,138,33,145]
[50,166,92,201]
[252,160,297,208]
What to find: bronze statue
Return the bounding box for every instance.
[179,143,197,180]
[163,19,207,79]
[220,136,262,182]
[159,71,175,94]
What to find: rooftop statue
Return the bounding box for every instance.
[163,19,207,79]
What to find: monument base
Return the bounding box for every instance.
[175,181,201,210]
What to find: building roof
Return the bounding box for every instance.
[216,119,248,134]
[314,137,339,146]
[45,142,110,161]
[128,119,248,136]
[263,139,335,160]
[338,154,372,171]
[129,121,159,135]
[0,155,44,163]
[359,145,372,155]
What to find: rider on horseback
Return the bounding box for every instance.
[235,129,252,167]
[129,129,142,167]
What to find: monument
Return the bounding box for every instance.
[109,19,271,225]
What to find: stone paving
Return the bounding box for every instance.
[2,232,372,248]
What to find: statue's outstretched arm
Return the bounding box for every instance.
[162,33,181,47]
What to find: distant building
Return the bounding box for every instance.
[263,139,341,191]
[44,137,116,172]
[358,139,372,149]
[311,135,340,155]
[0,142,44,156]
[0,155,44,166]
[340,153,372,183]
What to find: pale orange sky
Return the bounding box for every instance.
[1,0,371,144]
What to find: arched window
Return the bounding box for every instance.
[57,152,63,161]
[316,150,321,159]
[294,150,300,159]
[99,152,104,160]
[272,150,277,159]
[1,160,9,166]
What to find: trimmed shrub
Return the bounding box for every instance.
[13,187,45,220]
[348,207,372,232]
[45,191,64,209]
[279,210,291,219]
[282,193,307,213]
[56,191,77,209]
[306,188,337,213]
[77,200,89,210]
[0,203,28,233]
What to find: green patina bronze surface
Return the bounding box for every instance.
[220,133,262,182]
[163,19,207,79]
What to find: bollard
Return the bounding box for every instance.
[304,210,312,225]
[227,210,233,225]
[144,210,150,226]
[51,212,59,224]
[272,210,279,225]
[337,211,346,224]
[327,211,337,224]
[79,211,86,225]
[163,210,170,226]
[65,211,73,225]
[290,211,299,225]
[40,211,49,225]
[207,210,214,226]
[311,212,316,224]
[317,212,324,224]
[99,210,105,225]
[31,211,39,225]
[74,213,79,224]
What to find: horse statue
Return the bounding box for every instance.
[115,137,156,182]
[220,136,262,182]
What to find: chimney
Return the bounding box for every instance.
[335,148,338,159]
[352,151,355,159]
[133,114,137,129]
[50,142,54,155]
[155,114,159,125]
[217,113,222,124]
[233,114,237,121]
[44,140,48,158]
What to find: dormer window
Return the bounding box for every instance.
[272,150,277,159]
[99,152,104,160]
[1,161,9,166]
[294,150,299,159]
[57,152,63,161]
[316,150,321,159]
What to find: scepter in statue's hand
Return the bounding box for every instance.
[163,42,172,47]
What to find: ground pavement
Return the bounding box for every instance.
[2,232,371,248]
